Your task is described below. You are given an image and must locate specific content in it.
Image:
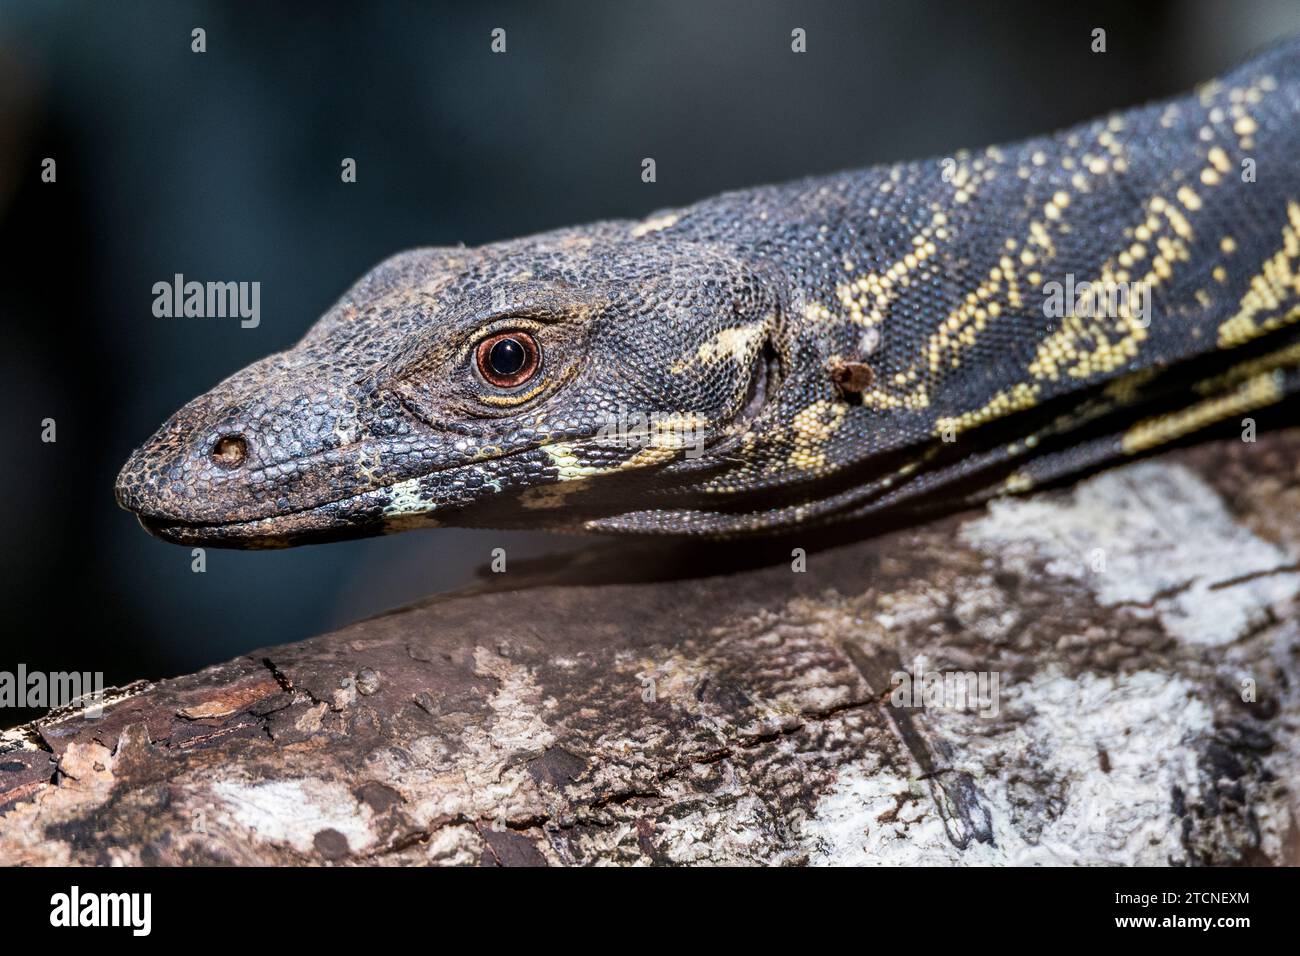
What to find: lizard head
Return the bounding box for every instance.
[115,223,793,547]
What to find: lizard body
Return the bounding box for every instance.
[118,39,1300,547]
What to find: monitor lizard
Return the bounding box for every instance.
[117,38,1300,548]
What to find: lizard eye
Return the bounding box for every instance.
[475,331,540,388]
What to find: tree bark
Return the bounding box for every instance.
[3,432,1299,865]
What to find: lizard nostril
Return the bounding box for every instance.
[211,434,248,470]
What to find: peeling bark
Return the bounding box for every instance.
[3,432,1299,865]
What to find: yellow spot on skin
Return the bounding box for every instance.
[833,210,953,326]
[1002,471,1035,494]
[921,244,1028,373]
[1162,204,1194,241]
[618,444,679,469]
[590,413,715,476]
[634,413,710,454]
[479,379,549,406]
[673,324,765,372]
[804,301,835,323]
[935,383,1040,438]
[1221,237,1237,254]
[1122,372,1282,454]
[382,477,438,517]
[630,213,680,238]
[1218,202,1300,348]
[544,444,605,481]
[784,401,847,471]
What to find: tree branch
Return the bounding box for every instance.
[3,432,1299,865]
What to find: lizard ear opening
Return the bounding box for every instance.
[740,337,782,421]
[677,334,782,469]
[211,434,248,469]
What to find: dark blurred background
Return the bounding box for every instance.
[2,0,1298,721]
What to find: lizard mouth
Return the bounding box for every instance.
[122,422,593,547]
[130,434,607,548]
[126,442,532,548]
[134,480,436,548]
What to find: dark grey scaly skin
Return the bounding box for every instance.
[117,40,1300,548]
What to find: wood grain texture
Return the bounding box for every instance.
[5,431,1300,865]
